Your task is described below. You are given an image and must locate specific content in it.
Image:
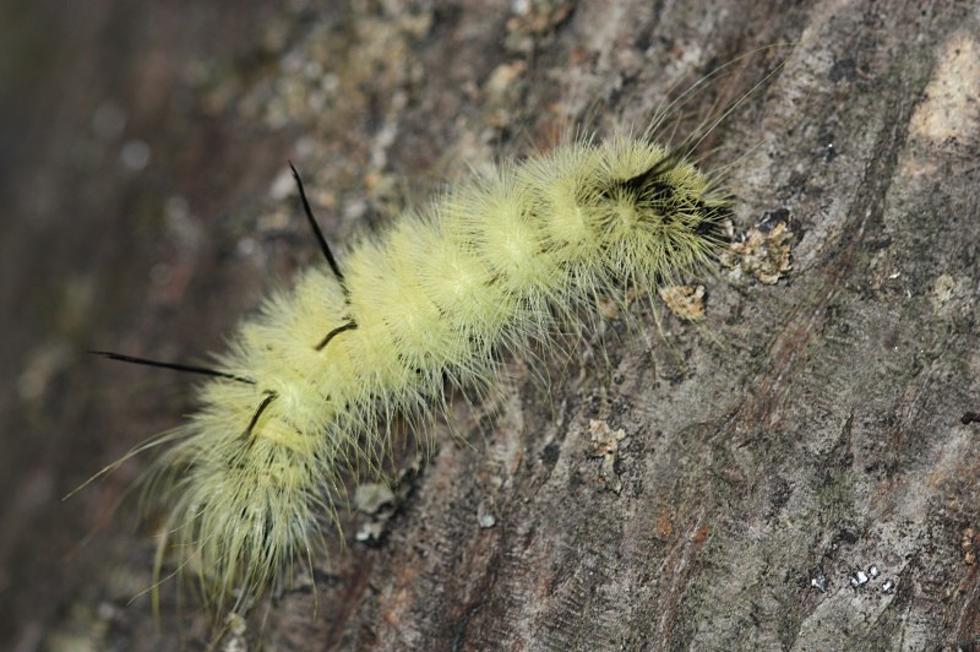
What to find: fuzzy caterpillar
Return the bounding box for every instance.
[103,133,730,612]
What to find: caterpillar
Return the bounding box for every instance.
[93,131,731,613]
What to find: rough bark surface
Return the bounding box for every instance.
[2,1,978,650]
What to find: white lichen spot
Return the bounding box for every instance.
[354,483,395,515]
[659,285,706,321]
[477,501,496,528]
[120,139,151,171]
[485,61,527,104]
[588,419,627,494]
[355,521,386,543]
[17,343,71,402]
[962,527,976,565]
[932,273,957,304]
[810,573,828,593]
[910,32,980,144]
[221,612,247,652]
[849,570,869,587]
[723,220,794,285]
[269,166,297,200]
[91,101,126,141]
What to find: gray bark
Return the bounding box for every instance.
[1,1,978,650]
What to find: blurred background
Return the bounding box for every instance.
[0,3,298,648]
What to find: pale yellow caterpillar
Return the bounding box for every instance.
[93,131,730,614]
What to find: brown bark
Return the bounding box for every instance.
[2,1,978,650]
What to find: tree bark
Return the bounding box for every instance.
[2,1,978,650]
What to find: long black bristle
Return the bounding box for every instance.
[289,161,346,289]
[90,350,255,385]
[315,320,358,351]
[244,391,278,439]
[627,148,687,190]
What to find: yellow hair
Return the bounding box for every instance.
[147,133,729,610]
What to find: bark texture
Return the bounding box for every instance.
[1,1,978,650]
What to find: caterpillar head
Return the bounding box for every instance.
[590,138,732,283]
